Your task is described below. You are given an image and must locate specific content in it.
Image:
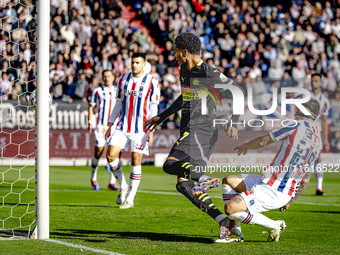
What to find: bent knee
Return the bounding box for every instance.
[222,176,235,185]
[163,159,176,174]
[106,154,117,163]
[224,200,242,215]
[224,201,234,215]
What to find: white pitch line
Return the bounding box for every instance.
[50,189,340,207]
[43,239,125,255]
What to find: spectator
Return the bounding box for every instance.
[95,52,112,72]
[292,61,306,87]
[323,71,337,96]
[73,70,89,102]
[50,73,64,100]
[268,60,284,81]
[330,131,340,153]
[0,72,12,100]
[60,24,75,46]
[156,55,168,80]
[11,81,24,100]
[281,72,294,88]
[165,67,176,85]
[113,54,124,74]
[150,65,160,82]
[62,74,77,103]
[50,63,66,80]
[252,76,267,98]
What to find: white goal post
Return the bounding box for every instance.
[35,0,50,239]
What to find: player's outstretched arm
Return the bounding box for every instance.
[234,133,274,155]
[280,171,313,211]
[144,94,184,132]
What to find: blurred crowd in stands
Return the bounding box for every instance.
[1,0,340,135]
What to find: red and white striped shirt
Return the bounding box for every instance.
[262,120,322,197]
[90,85,118,128]
[116,72,160,134]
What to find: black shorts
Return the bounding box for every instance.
[168,127,218,167]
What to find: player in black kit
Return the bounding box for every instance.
[144,33,244,241]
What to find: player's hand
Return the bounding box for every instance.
[144,116,160,132]
[234,145,248,155]
[324,139,330,152]
[279,203,291,212]
[225,125,238,140]
[146,131,154,147]
[102,126,110,139]
[88,122,92,134]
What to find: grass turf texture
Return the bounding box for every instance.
[0,165,340,255]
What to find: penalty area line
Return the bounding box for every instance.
[43,239,125,255]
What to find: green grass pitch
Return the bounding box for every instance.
[1,165,340,254]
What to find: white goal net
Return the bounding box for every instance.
[0,0,37,238]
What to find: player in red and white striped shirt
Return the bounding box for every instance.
[102,53,160,209]
[218,99,321,243]
[296,73,331,195]
[88,70,120,191]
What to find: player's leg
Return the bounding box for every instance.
[120,152,143,209]
[91,146,105,190]
[162,130,214,182]
[225,195,286,242]
[315,156,326,196]
[107,151,121,191]
[218,175,246,242]
[120,132,149,209]
[107,145,127,188]
[91,128,108,190]
[191,129,222,194]
[175,178,234,240]
[107,129,131,204]
[225,181,290,242]
[163,154,209,181]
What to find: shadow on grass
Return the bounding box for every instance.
[51,229,214,244]
[302,194,340,197]
[299,210,340,214]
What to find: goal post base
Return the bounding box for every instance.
[29,226,37,239]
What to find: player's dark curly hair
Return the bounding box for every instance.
[311,73,322,79]
[132,52,146,60]
[175,33,202,55]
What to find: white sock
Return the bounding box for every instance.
[91,157,99,181]
[221,184,238,204]
[108,158,128,190]
[109,171,116,184]
[229,211,278,231]
[221,184,241,233]
[316,173,323,191]
[125,165,142,204]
